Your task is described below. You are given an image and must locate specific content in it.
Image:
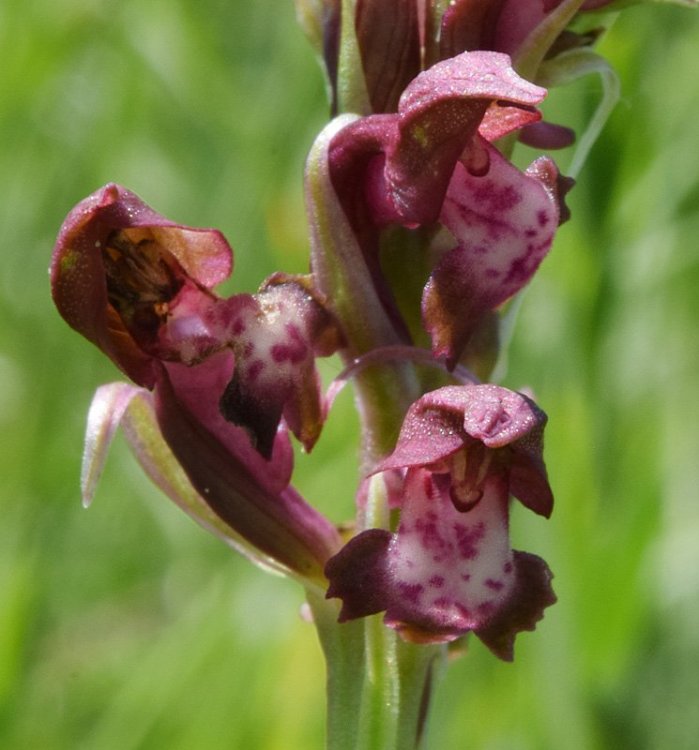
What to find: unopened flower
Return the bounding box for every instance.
[307,0,610,131]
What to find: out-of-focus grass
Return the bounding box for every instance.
[1,2,697,748]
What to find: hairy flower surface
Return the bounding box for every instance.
[325,384,556,658]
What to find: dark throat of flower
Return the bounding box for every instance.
[103,229,185,346]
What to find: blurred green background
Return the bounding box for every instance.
[2,2,698,748]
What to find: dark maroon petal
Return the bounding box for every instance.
[355,0,421,113]
[155,356,341,577]
[386,51,547,224]
[509,446,554,517]
[519,121,576,150]
[423,144,559,366]
[493,0,550,56]
[475,550,556,661]
[325,528,394,620]
[439,0,509,57]
[51,186,157,386]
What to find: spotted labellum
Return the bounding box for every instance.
[325,385,556,658]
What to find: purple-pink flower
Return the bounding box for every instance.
[51,184,341,455]
[325,384,556,659]
[320,51,572,368]
[51,184,342,578]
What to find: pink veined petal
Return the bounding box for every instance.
[81,382,145,508]
[216,281,336,458]
[382,469,515,643]
[423,142,559,366]
[325,468,556,654]
[326,468,547,648]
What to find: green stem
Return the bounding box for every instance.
[395,640,443,750]
[305,118,421,463]
[354,474,399,747]
[309,585,444,750]
[305,95,446,750]
[336,0,371,115]
[359,620,443,750]
[358,613,400,748]
[307,587,367,750]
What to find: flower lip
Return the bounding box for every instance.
[325,466,556,657]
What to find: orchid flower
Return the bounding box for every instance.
[51,184,342,580]
[326,384,555,659]
[309,50,571,380]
